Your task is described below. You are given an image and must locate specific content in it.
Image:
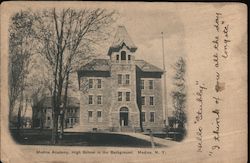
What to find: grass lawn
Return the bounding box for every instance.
[10,129,164,148]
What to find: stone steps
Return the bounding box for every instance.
[120,126,134,132]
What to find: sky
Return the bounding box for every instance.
[102,5,186,68]
[22,4,188,118]
[102,5,187,115]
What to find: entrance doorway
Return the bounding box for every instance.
[120,107,129,126]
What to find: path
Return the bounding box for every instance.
[120,132,179,147]
[65,127,178,147]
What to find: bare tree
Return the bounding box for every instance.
[28,76,52,128]
[34,8,116,144]
[9,11,36,130]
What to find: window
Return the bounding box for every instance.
[150,112,155,122]
[88,95,93,104]
[89,79,93,89]
[141,112,145,122]
[88,111,93,122]
[128,55,131,61]
[97,79,102,88]
[140,80,144,89]
[88,111,92,117]
[118,74,122,84]
[126,92,130,101]
[121,51,126,60]
[97,95,102,104]
[97,111,102,118]
[125,74,130,84]
[97,111,102,122]
[141,96,145,105]
[47,117,50,120]
[118,92,122,101]
[116,54,119,61]
[149,80,154,89]
[149,96,154,105]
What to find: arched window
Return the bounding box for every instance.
[121,51,126,60]
[120,107,129,112]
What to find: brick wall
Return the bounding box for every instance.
[79,76,112,131]
[109,46,140,131]
[78,46,164,132]
[139,77,164,131]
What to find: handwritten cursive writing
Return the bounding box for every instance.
[194,81,207,123]
[209,11,230,156]
[222,25,231,58]
[194,81,207,153]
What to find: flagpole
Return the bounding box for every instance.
[161,32,168,126]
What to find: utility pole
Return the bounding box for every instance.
[161,32,168,126]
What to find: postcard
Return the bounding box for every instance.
[0,2,247,163]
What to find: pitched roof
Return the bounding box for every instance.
[135,60,164,73]
[78,59,164,73]
[108,26,137,55]
[38,96,80,108]
[111,26,137,49]
[78,59,110,72]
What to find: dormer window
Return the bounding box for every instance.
[121,51,126,60]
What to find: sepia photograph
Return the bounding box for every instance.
[1,2,247,163]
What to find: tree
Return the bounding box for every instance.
[171,57,187,129]
[34,8,116,144]
[27,73,52,129]
[9,11,37,130]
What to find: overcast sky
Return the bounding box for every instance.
[24,4,188,117]
[100,5,186,70]
[104,5,187,114]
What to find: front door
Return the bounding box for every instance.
[120,112,128,126]
[120,107,129,126]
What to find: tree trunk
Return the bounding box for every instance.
[60,71,70,139]
[17,89,24,136]
[139,109,144,132]
[59,113,65,139]
[51,113,58,144]
[51,54,59,144]
[17,105,22,135]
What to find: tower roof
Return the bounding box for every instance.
[108,26,137,55]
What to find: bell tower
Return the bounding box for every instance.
[108,25,137,63]
[108,26,140,131]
